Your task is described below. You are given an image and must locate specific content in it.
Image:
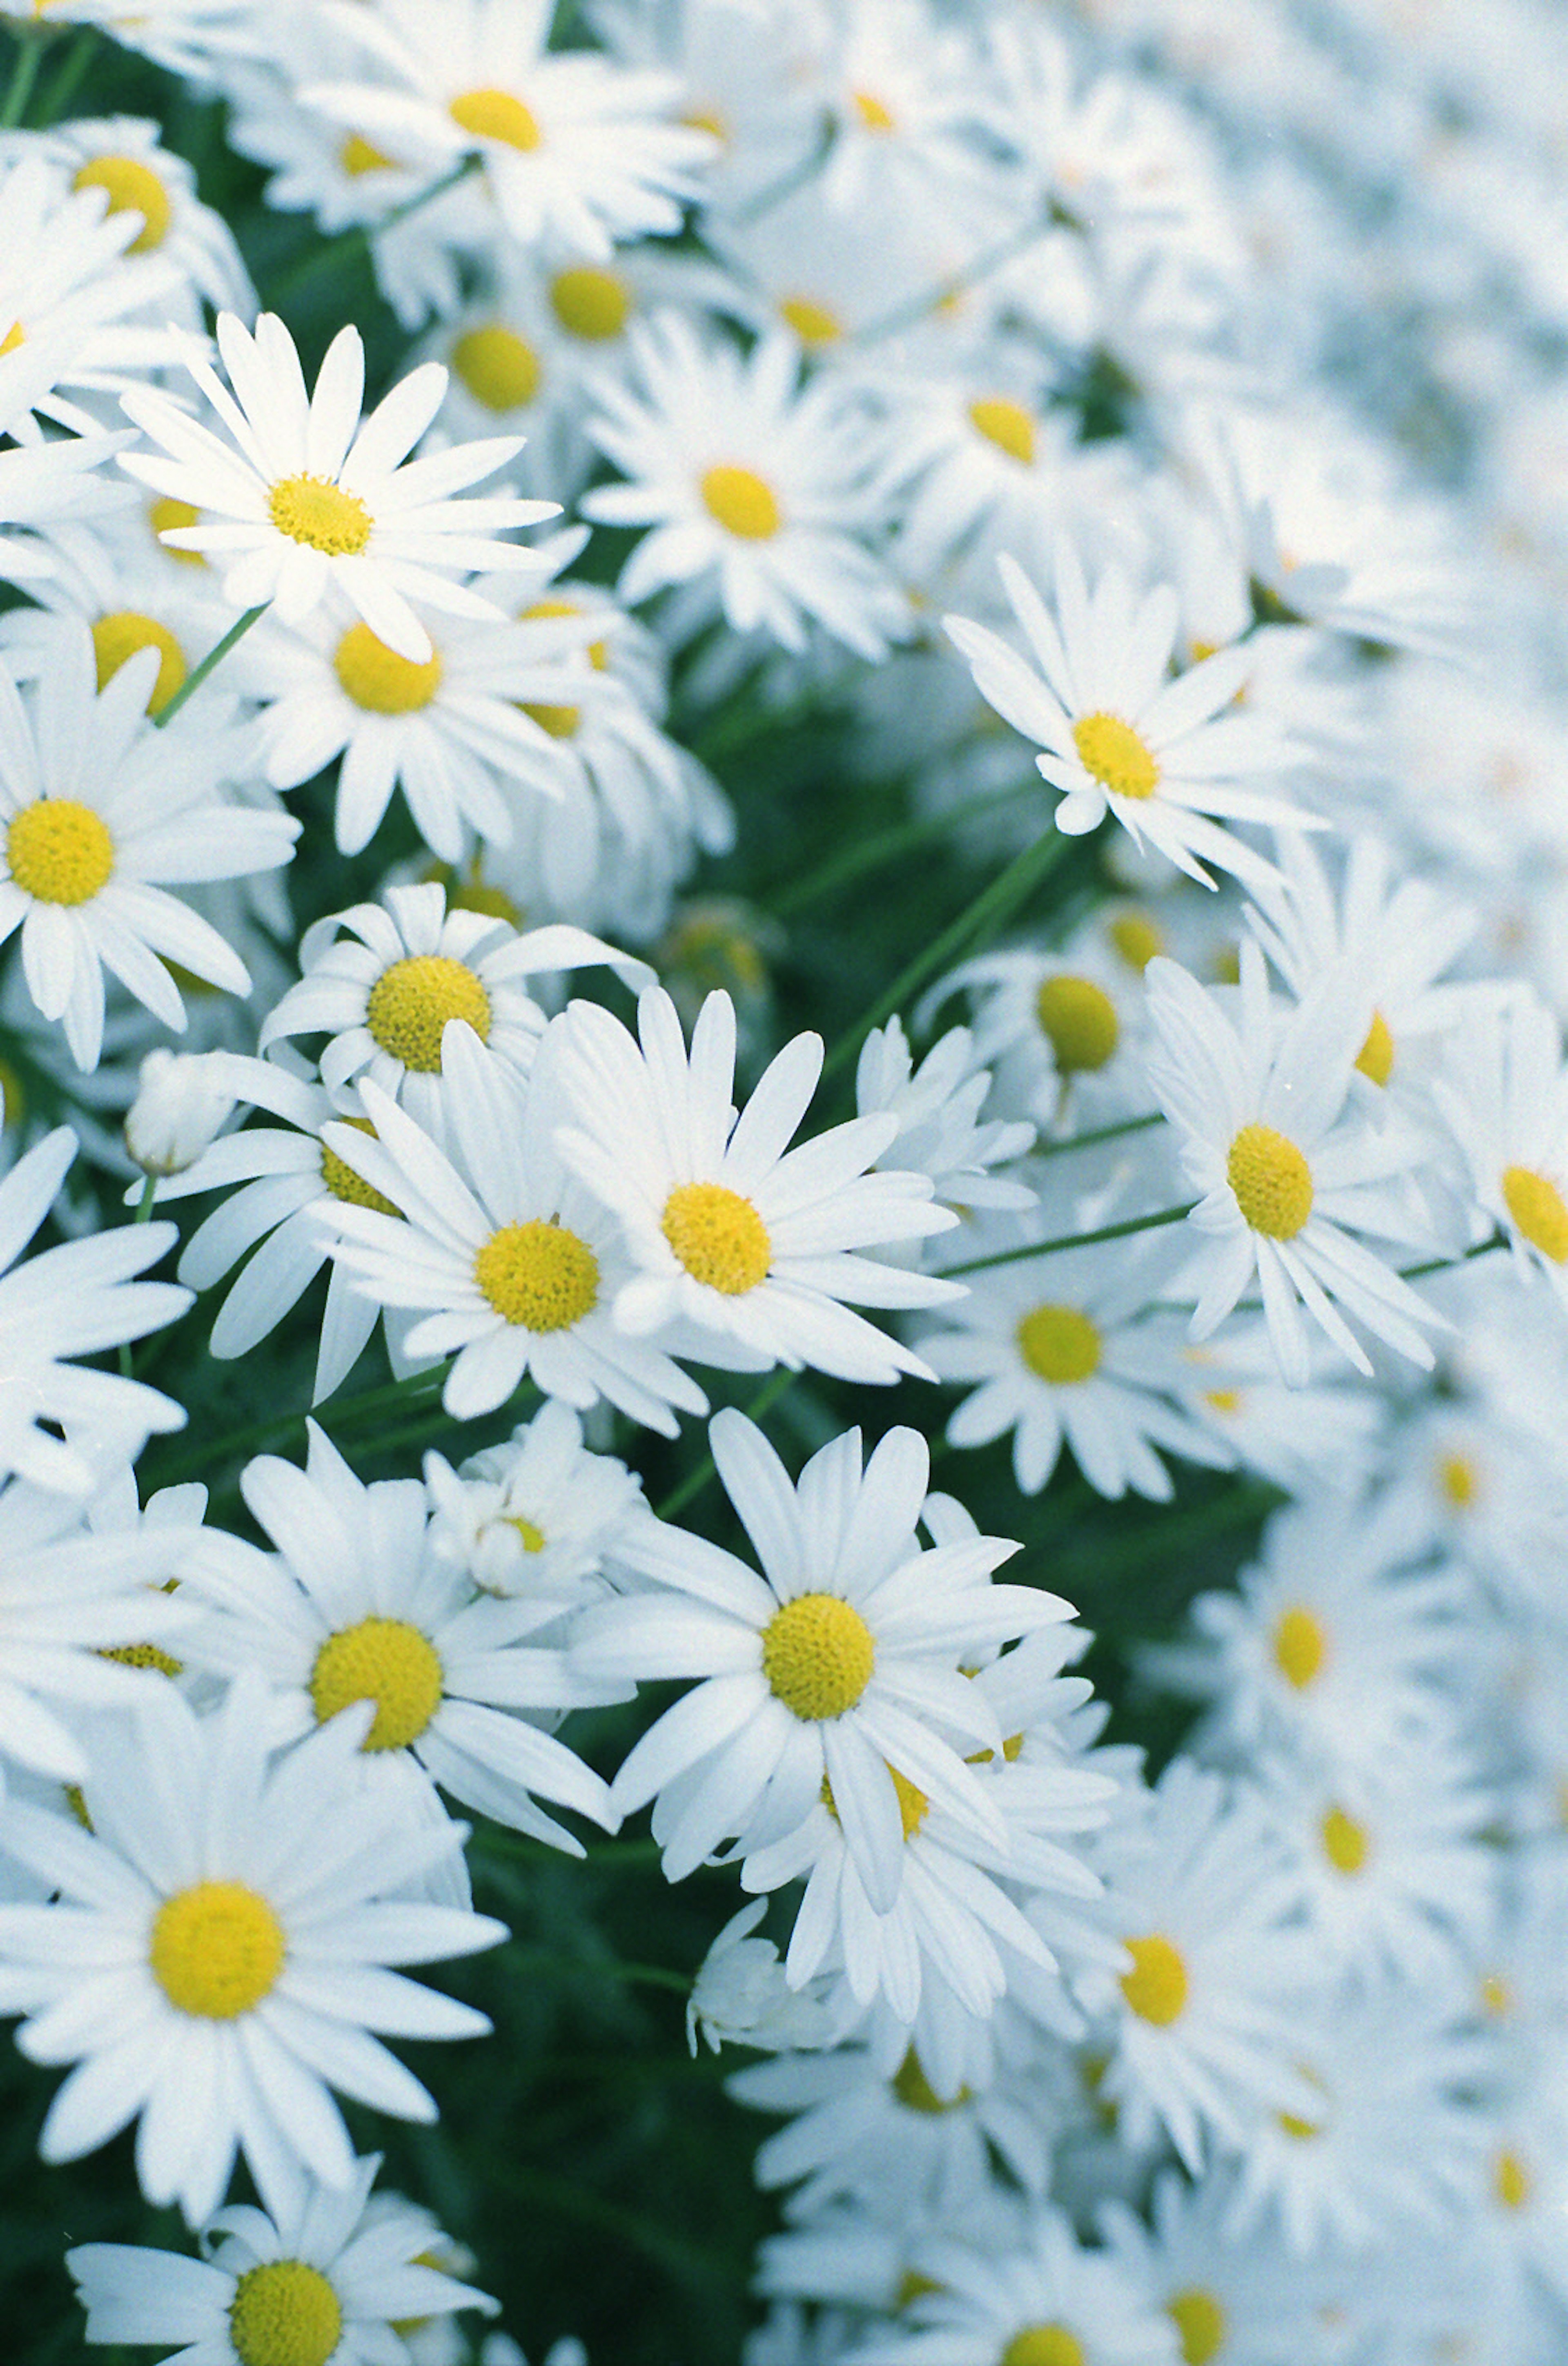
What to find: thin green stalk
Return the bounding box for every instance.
[656,1364,795,1522]
[35,23,95,125]
[144,1366,447,1490]
[0,36,41,131]
[264,155,479,303]
[1035,1111,1165,1159]
[853,207,1056,346]
[153,606,266,731]
[935,1199,1196,1280]
[771,778,1038,917]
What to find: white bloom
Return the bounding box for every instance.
[686,1899,844,2060]
[125,1049,236,1176]
[1433,991,1568,1309]
[423,1397,646,1604]
[855,1018,1036,1225]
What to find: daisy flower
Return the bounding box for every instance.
[572,1410,1069,1900]
[1433,991,1568,1309]
[580,313,910,658]
[944,547,1313,891]
[1143,944,1447,1386]
[37,116,254,328]
[0,1125,189,1493]
[118,310,556,664]
[0,629,298,1072]
[69,2153,497,2366]
[0,1673,504,2228]
[555,986,961,1387]
[423,1397,646,1603]
[854,1018,1036,1230]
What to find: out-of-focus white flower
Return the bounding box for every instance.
[124,1049,236,1176]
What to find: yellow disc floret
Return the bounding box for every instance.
[1272,1604,1327,1690]
[1108,910,1164,971]
[450,87,542,150]
[72,155,172,252]
[701,464,782,540]
[334,620,443,714]
[1073,712,1160,800]
[1355,1010,1394,1086]
[1000,2328,1085,2366]
[778,294,842,345]
[521,700,581,739]
[1120,1932,1188,2025]
[892,2049,968,2114]
[1016,1303,1101,1385]
[550,266,632,341]
[967,396,1036,464]
[149,1879,285,2019]
[662,1181,772,1294]
[268,473,373,557]
[340,132,395,177]
[99,1642,184,1677]
[150,495,205,566]
[451,323,542,412]
[91,610,187,716]
[1169,2289,1228,2366]
[474,1219,600,1331]
[1495,2149,1532,2209]
[365,954,491,1072]
[309,1615,444,1751]
[1502,1163,1568,1262]
[1035,974,1119,1072]
[7,798,114,906]
[320,1120,401,1217]
[508,1515,547,1553]
[1320,1804,1370,1875]
[762,1593,875,1721]
[851,89,895,131]
[228,2260,343,2366]
[1227,1123,1313,1239]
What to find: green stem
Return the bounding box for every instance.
[1036,1111,1165,1159]
[34,22,95,125]
[496,1946,690,1998]
[853,207,1056,346]
[771,778,1038,918]
[935,1199,1196,1280]
[153,606,266,731]
[264,155,479,304]
[143,1365,448,1490]
[655,1365,795,1522]
[0,36,41,131]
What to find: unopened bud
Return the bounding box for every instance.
[125,1049,235,1176]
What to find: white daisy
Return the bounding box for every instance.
[423,1397,646,1603]
[68,2151,496,2364]
[0,1673,504,2228]
[555,986,961,1387]
[854,1018,1036,1228]
[1433,991,1568,1310]
[118,310,556,664]
[945,547,1313,891]
[33,116,254,328]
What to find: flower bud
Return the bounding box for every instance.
[124,1049,235,1176]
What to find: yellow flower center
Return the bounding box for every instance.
[452,323,542,412]
[98,1642,183,1677]
[1108,910,1164,970]
[365,954,491,1072]
[851,89,895,131]
[474,1219,600,1330]
[550,265,632,341]
[661,1181,772,1293]
[267,473,372,557]
[450,86,542,151]
[1000,2330,1085,2366]
[1169,2289,1227,2366]
[1272,1604,1326,1689]
[896,2270,941,2309]
[334,619,443,714]
[0,321,23,356]
[523,597,609,670]
[1480,1972,1511,2017]
[1034,974,1119,1072]
[91,610,187,716]
[1494,2149,1532,2210]
[309,1615,444,1751]
[1227,1123,1313,1239]
[1203,1386,1242,1414]
[508,1515,547,1553]
[778,294,842,345]
[700,463,782,540]
[762,1593,875,1720]
[521,700,581,739]
[1319,1804,1369,1874]
[228,2261,343,2366]
[149,1880,285,2019]
[7,798,114,906]
[73,154,172,251]
[1120,1932,1188,2025]
[967,396,1036,464]
[892,2048,967,2114]
[319,1121,401,1217]
[823,1760,928,1839]
[150,494,205,566]
[340,132,395,176]
[1072,711,1160,800]
[1276,2064,1327,2140]
[1438,1451,1478,1507]
[1502,1163,1568,1261]
[1355,1009,1394,1086]
[1016,1303,1101,1385]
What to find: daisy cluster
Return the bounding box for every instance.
[0,1,1564,2363]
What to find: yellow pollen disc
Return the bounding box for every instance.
[895,2271,940,2309]
[1073,711,1160,800]
[7,798,114,906]
[1320,1804,1369,1875]
[1169,2290,1227,2366]
[64,1783,91,1830]
[1203,1386,1243,1414]
[779,293,843,345]
[1494,2149,1532,2210]
[967,395,1036,464]
[683,105,728,143]
[523,597,609,670]
[474,1219,600,1331]
[1439,1452,1477,1508]
[91,610,187,716]
[1355,1009,1394,1086]
[319,1120,401,1218]
[762,1593,875,1721]
[365,954,491,1072]
[1120,1932,1188,2025]
[310,1616,443,1750]
[701,463,782,540]
[334,619,443,714]
[1272,1604,1327,1690]
[150,1880,285,2018]
[507,1515,547,1553]
[0,1055,24,1126]
[1016,1302,1101,1385]
[228,2260,343,2366]
[340,131,395,177]
[72,155,171,251]
[1480,1973,1511,2017]
[98,1641,184,1677]
[1108,910,1164,970]
[0,322,23,356]
[550,265,632,341]
[890,1764,929,1839]
[851,89,896,131]
[1035,974,1119,1072]
[452,323,542,412]
[661,1180,772,1294]
[150,495,206,566]
[1227,1123,1313,1239]
[891,2048,967,2114]
[521,700,581,739]
[1502,1163,1568,1262]
[1000,2328,1085,2366]
[267,472,372,557]
[450,86,542,151]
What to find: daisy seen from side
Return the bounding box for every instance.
[1432,990,1568,1310]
